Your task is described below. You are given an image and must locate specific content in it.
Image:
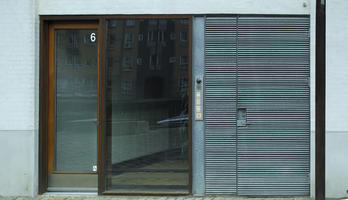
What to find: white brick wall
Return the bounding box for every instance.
[0,0,36,131]
[0,0,37,196]
[37,0,311,15]
[326,0,348,198]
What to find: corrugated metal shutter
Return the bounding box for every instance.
[236,16,310,195]
[204,16,310,195]
[204,17,238,194]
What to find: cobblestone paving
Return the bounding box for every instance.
[0,195,316,200]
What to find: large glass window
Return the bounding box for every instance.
[104,19,189,193]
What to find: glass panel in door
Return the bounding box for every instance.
[48,25,99,190]
[55,29,98,172]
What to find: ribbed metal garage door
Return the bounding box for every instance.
[204,16,310,195]
[204,17,238,194]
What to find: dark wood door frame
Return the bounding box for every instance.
[40,19,102,193]
[39,15,193,195]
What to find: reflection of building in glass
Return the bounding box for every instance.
[56,30,98,97]
[107,19,139,100]
[106,19,189,101]
[105,20,190,188]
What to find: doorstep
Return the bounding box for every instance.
[0,194,317,200]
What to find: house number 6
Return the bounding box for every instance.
[90,33,96,42]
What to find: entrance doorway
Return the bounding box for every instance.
[47,23,99,191]
[40,17,192,194]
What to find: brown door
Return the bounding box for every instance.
[47,23,100,192]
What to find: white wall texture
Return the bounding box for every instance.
[1,0,348,198]
[0,0,38,196]
[37,0,311,15]
[326,0,348,198]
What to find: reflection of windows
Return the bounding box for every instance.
[180,56,188,65]
[180,19,189,25]
[122,56,133,71]
[159,20,167,29]
[180,56,188,71]
[126,19,135,26]
[107,57,113,68]
[180,32,188,42]
[169,56,176,63]
[56,32,64,48]
[179,78,188,92]
[170,32,176,40]
[149,19,157,26]
[138,34,144,41]
[56,55,64,65]
[149,55,158,65]
[147,31,165,42]
[124,32,133,48]
[107,34,116,48]
[147,31,155,41]
[83,35,90,44]
[149,55,160,70]
[121,80,132,96]
[136,57,142,65]
[68,31,79,48]
[67,55,80,65]
[103,19,190,191]
[109,20,117,27]
[158,31,165,41]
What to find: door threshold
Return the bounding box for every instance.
[44,192,97,196]
[46,187,97,193]
[103,191,190,195]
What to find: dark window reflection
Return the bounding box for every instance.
[105,19,189,193]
